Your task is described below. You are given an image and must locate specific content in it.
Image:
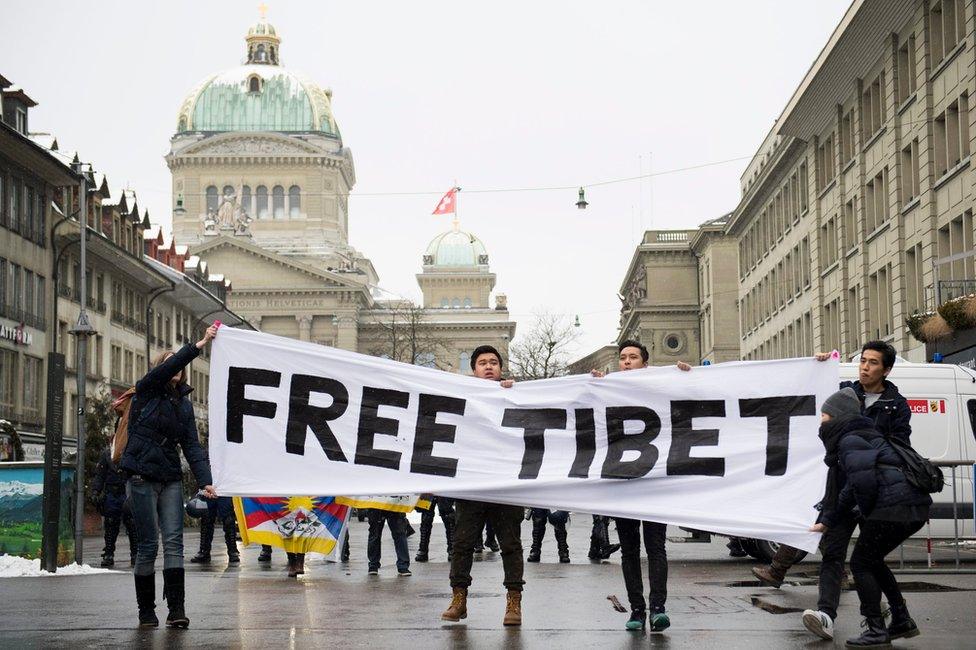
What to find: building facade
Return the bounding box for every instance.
[732,0,975,362]
[0,76,78,456]
[580,0,974,369]
[169,18,515,369]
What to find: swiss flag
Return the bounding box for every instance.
[432,187,458,215]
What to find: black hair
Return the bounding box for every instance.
[618,339,649,363]
[470,345,503,370]
[861,340,897,369]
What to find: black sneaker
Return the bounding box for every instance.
[189,553,210,564]
[625,609,646,631]
[600,543,621,559]
[100,556,114,568]
[398,568,412,577]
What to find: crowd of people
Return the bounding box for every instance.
[99,324,933,648]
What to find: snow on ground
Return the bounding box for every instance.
[0,555,119,577]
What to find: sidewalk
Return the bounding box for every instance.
[1,519,972,648]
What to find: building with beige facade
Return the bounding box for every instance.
[168,18,515,369]
[578,0,974,369]
[732,0,973,362]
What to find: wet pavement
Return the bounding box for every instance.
[1,517,973,649]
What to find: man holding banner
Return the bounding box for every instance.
[442,345,525,626]
[591,340,690,633]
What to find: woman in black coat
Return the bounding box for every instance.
[120,323,218,629]
[813,388,931,649]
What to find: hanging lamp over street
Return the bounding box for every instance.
[575,187,588,209]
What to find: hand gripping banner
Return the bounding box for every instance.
[209,328,837,552]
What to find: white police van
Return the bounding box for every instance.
[838,360,976,539]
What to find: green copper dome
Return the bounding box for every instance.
[424,228,489,266]
[176,65,338,135]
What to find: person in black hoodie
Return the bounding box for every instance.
[91,444,137,567]
[810,387,930,649]
[120,323,218,629]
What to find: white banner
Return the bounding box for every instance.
[209,328,837,552]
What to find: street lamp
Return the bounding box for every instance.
[69,161,96,565]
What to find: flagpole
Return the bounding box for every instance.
[454,179,460,230]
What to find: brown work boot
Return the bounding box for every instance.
[503,590,522,626]
[752,564,785,588]
[441,587,468,621]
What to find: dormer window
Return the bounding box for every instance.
[248,75,262,93]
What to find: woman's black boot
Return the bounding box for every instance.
[134,573,158,628]
[162,568,189,628]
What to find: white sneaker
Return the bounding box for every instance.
[801,609,834,640]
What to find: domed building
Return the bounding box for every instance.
[166,16,514,370]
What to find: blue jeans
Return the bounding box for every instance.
[127,476,185,575]
[366,509,410,571]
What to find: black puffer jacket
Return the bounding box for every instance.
[839,379,911,442]
[822,417,931,527]
[119,343,212,485]
[92,447,127,495]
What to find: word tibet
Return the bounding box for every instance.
[226,367,816,481]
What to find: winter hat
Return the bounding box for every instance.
[821,387,860,419]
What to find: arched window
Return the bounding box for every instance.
[463,297,473,309]
[248,76,261,93]
[205,186,218,214]
[241,185,252,216]
[289,185,301,218]
[452,298,461,309]
[256,44,267,62]
[256,185,268,219]
[459,351,471,375]
[440,297,449,308]
[272,185,285,219]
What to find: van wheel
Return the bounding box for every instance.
[750,539,808,564]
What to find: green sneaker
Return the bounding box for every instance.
[650,612,670,632]
[625,609,646,631]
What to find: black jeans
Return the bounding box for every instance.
[366,509,410,571]
[850,519,925,618]
[816,514,858,620]
[450,500,524,591]
[615,518,667,613]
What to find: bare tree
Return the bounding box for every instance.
[508,311,582,380]
[366,302,449,368]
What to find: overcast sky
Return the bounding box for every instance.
[3,0,851,358]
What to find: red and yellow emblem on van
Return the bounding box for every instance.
[907,399,946,414]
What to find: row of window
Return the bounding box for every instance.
[0,257,46,330]
[0,170,47,247]
[743,312,813,361]
[439,297,474,309]
[738,162,809,277]
[740,238,811,333]
[205,184,302,220]
[0,348,42,424]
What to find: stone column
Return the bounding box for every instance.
[334,313,358,351]
[297,314,313,342]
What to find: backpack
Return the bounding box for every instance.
[885,435,945,494]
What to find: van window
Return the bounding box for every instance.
[968,399,976,444]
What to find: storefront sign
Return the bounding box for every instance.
[0,321,32,346]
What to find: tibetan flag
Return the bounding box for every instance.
[336,494,428,512]
[233,496,350,556]
[432,187,458,215]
